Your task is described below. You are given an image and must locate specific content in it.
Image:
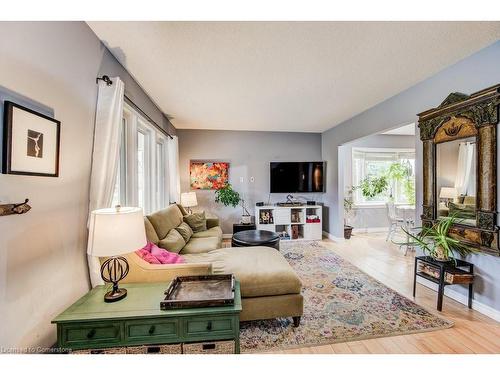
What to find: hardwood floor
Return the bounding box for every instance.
[267,232,500,354]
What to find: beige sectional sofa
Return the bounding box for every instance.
[117,204,303,325]
[144,204,223,254]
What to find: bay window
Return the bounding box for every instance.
[352,147,415,205]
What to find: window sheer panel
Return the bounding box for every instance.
[155,136,169,211]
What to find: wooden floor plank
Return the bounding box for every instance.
[399,335,433,354]
[346,342,370,354]
[376,337,405,354]
[311,345,335,354]
[361,339,388,354]
[330,342,353,354]
[390,335,421,354]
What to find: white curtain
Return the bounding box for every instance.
[168,135,181,204]
[454,142,475,196]
[87,77,125,287]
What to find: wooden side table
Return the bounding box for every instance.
[52,281,242,354]
[413,256,474,311]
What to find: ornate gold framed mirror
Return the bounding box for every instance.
[418,85,499,256]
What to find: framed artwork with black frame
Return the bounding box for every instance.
[2,101,61,177]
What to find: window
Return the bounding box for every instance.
[352,148,415,205]
[111,103,171,214]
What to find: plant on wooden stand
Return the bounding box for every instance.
[343,186,357,239]
[214,184,251,224]
[398,215,476,262]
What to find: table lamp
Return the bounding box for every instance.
[87,206,146,302]
[439,187,458,207]
[181,192,198,213]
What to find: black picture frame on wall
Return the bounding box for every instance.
[2,101,61,177]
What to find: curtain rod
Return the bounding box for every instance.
[96,75,173,139]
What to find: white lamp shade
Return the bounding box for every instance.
[181,192,198,207]
[440,187,458,199]
[87,207,147,257]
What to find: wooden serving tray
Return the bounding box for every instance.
[160,274,235,310]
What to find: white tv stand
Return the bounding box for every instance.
[255,204,322,241]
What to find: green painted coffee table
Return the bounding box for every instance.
[52,281,242,354]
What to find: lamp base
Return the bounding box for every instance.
[100,256,130,303]
[104,287,127,303]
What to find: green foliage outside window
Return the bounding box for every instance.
[359,175,389,198]
[358,161,415,204]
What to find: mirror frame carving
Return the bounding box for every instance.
[418,85,500,256]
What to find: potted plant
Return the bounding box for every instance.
[215,184,252,224]
[399,215,476,262]
[343,186,357,239]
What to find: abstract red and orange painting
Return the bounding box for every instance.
[190,161,229,190]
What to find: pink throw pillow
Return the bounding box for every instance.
[150,243,184,264]
[135,248,161,264]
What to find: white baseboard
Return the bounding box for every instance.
[352,227,389,234]
[322,230,345,242]
[417,277,500,322]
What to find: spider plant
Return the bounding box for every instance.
[398,215,476,261]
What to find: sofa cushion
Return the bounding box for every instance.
[180,237,220,255]
[147,205,184,240]
[183,247,302,298]
[449,202,476,220]
[191,226,223,239]
[144,217,160,245]
[174,222,194,243]
[158,229,186,253]
[463,196,476,206]
[206,215,220,229]
[183,211,207,233]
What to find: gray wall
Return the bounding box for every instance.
[342,133,416,229]
[321,40,500,311]
[0,22,173,348]
[178,129,324,234]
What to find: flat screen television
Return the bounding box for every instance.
[270,162,325,193]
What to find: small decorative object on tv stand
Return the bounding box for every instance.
[255,204,322,241]
[276,202,303,207]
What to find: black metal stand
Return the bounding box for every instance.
[413,256,474,311]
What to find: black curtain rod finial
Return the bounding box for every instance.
[96,75,113,86]
[95,74,174,140]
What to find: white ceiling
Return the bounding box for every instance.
[88,22,500,133]
[382,123,415,136]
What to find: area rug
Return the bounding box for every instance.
[239,241,453,353]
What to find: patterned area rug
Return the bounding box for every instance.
[239,241,453,352]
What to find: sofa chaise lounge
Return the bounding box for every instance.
[114,204,303,325]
